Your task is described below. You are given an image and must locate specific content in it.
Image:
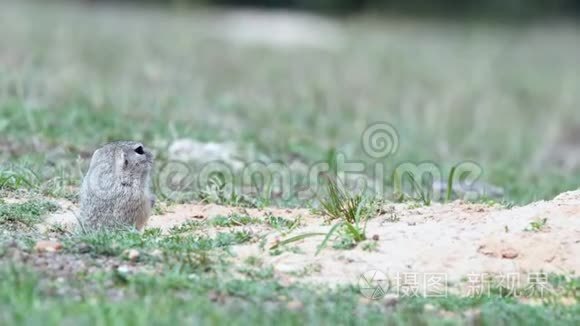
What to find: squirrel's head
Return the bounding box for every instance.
[90,141,154,185]
[117,141,153,176]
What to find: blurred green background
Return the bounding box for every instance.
[91,0,580,17]
[1,0,579,206]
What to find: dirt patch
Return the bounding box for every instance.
[43,190,580,285]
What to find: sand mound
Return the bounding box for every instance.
[44,190,580,285]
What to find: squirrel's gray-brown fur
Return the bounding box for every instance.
[80,141,155,230]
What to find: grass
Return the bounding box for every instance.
[393,171,433,206]
[446,165,457,202]
[198,176,261,207]
[211,214,260,227]
[1,198,579,325]
[264,214,299,231]
[316,177,379,253]
[0,165,39,191]
[167,214,298,237]
[318,177,379,223]
[1,1,580,324]
[525,217,549,232]
[1,264,579,325]
[64,228,255,258]
[274,177,379,254]
[211,213,298,230]
[0,199,59,228]
[169,220,206,234]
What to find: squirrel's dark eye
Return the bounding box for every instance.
[124,159,129,166]
[134,146,144,155]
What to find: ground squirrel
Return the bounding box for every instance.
[80,141,155,230]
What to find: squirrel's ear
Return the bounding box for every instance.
[89,148,101,167]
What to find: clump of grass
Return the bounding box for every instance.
[212,213,299,231]
[361,240,379,252]
[547,273,580,299]
[243,255,263,267]
[264,213,299,231]
[0,166,39,190]
[525,217,548,232]
[198,176,257,208]
[66,229,145,256]
[164,250,216,274]
[169,220,206,234]
[211,214,259,227]
[317,220,366,253]
[152,201,170,215]
[318,177,376,223]
[66,228,255,258]
[213,230,255,247]
[289,263,322,277]
[237,265,275,280]
[68,228,222,274]
[315,177,379,253]
[273,177,379,254]
[393,171,432,206]
[0,199,59,227]
[269,244,304,256]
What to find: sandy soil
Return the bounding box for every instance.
[44,190,580,286]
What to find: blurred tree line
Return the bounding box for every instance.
[93,0,580,17]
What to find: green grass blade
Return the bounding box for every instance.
[315,222,343,256]
[446,165,457,202]
[407,172,431,206]
[343,222,365,242]
[269,232,326,250]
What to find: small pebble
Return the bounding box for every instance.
[34,240,62,253]
[127,249,140,262]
